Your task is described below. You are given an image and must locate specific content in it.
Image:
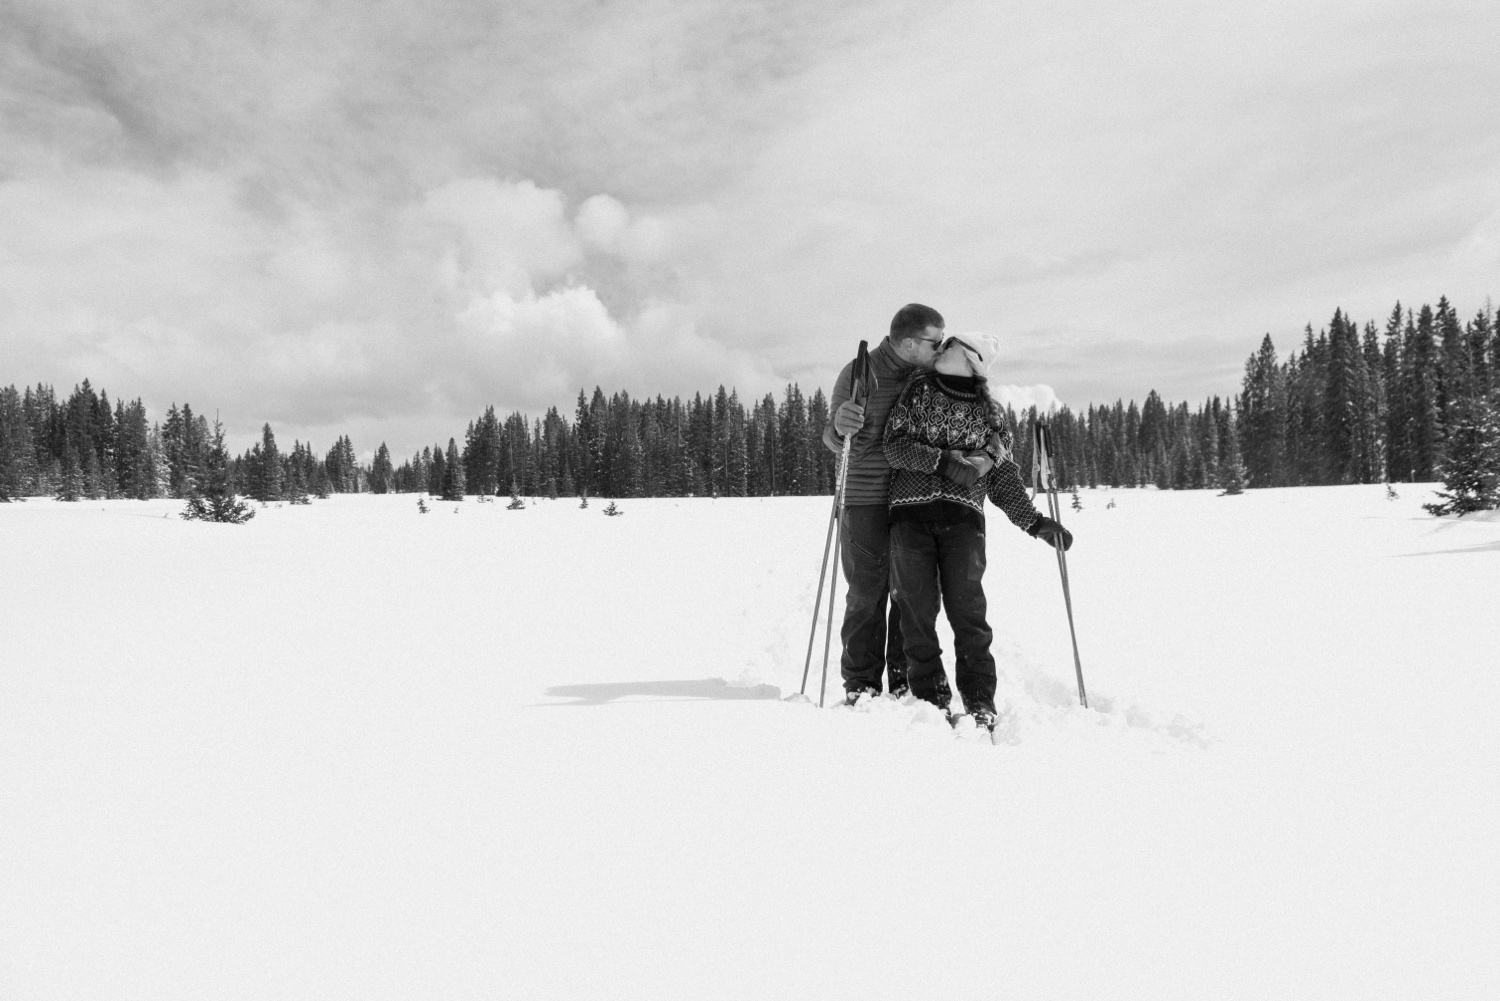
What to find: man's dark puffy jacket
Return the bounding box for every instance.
[822,337,918,507]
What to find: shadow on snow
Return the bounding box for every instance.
[541,678,783,705]
[1397,539,1500,557]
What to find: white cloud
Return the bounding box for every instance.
[574,194,630,252]
[992,384,1062,415]
[412,179,583,298]
[454,285,625,403]
[1453,203,1500,273]
[573,193,697,265]
[0,161,775,449]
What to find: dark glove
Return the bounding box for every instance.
[939,452,979,488]
[964,451,995,477]
[833,401,865,438]
[1028,515,1073,551]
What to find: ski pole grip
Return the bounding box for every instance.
[850,340,872,406]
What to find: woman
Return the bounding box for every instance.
[881,332,1072,730]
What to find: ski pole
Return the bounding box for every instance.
[800,438,848,698]
[799,486,840,695]
[1033,420,1088,708]
[817,439,852,707]
[798,340,872,706]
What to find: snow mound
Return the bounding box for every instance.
[989,641,1211,749]
[814,646,1208,752]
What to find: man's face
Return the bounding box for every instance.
[902,325,945,370]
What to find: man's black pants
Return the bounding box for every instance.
[889,513,996,710]
[838,504,906,694]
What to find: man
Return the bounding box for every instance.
[823,303,945,702]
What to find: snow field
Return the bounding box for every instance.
[2,486,1498,999]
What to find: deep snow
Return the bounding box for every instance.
[2,485,1497,999]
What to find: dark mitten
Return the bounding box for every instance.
[939,452,979,487]
[1028,515,1074,551]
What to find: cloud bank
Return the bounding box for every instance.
[0,166,772,447]
[3,0,1498,454]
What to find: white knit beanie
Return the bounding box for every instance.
[947,332,1003,378]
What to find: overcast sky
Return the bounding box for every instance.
[3,0,1498,454]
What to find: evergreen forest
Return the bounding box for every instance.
[3,297,1498,510]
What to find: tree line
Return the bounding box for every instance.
[2,295,1497,506]
[373,386,839,501]
[1022,298,1499,496]
[0,384,357,503]
[0,381,841,503]
[1237,298,1499,489]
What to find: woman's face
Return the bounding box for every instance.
[934,339,978,378]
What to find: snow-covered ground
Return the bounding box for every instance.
[2,485,1497,999]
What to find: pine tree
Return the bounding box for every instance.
[325,435,358,493]
[1423,397,1500,516]
[440,438,465,501]
[148,423,171,498]
[1468,307,1494,402]
[726,389,748,496]
[1357,320,1387,483]
[806,388,832,492]
[56,443,83,501]
[428,443,446,496]
[370,443,393,494]
[1169,433,1192,490]
[311,461,330,499]
[1240,334,1285,486]
[1323,309,1361,483]
[81,447,104,499]
[470,407,502,496]
[1407,305,1441,480]
[249,423,283,501]
[0,385,38,500]
[1383,305,1410,481]
[182,405,208,496]
[1435,296,1467,442]
[604,393,642,497]
[587,388,609,495]
[117,399,156,499]
[1219,411,1248,495]
[573,390,595,497]
[285,442,312,504]
[1488,300,1500,403]
[1195,399,1220,488]
[182,419,255,523]
[778,384,808,494]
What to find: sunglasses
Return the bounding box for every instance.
[939,337,984,371]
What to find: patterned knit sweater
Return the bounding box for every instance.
[882,372,1042,530]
